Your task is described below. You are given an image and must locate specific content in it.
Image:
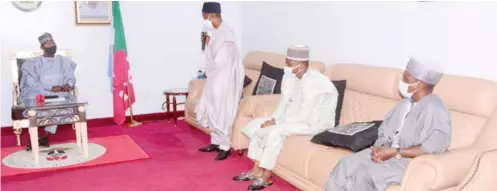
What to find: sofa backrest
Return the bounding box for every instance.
[325,64,497,150]
[242,51,326,96]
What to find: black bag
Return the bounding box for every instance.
[311,120,383,152]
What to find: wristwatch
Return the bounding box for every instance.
[394,148,402,159]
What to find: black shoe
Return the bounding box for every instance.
[25,137,50,151]
[233,172,257,181]
[215,150,230,161]
[248,178,273,190]
[199,144,220,152]
[39,136,50,147]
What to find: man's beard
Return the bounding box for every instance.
[44,46,57,56]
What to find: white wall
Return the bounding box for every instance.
[0,1,242,126]
[241,1,497,81]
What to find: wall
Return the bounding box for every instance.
[0,1,242,126]
[241,1,497,81]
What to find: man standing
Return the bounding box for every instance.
[325,57,452,191]
[20,32,77,151]
[233,45,339,190]
[196,2,245,161]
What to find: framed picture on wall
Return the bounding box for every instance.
[75,1,112,25]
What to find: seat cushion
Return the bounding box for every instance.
[307,147,353,187]
[252,61,284,96]
[276,136,330,179]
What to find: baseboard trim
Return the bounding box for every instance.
[1,111,184,136]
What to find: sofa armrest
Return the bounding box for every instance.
[230,94,281,150]
[456,149,497,191]
[188,79,206,99]
[401,147,481,191]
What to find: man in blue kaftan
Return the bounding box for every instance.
[20,32,77,151]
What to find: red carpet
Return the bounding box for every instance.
[2,135,149,177]
[1,120,298,191]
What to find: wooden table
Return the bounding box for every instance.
[12,98,89,165]
[163,88,189,126]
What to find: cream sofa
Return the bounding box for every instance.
[184,51,325,136]
[231,63,497,191]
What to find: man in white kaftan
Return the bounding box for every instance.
[195,2,245,161]
[233,45,339,190]
[20,33,77,151]
[325,57,452,191]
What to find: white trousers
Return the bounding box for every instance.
[44,125,58,134]
[22,110,58,134]
[210,128,231,151]
[242,117,315,170]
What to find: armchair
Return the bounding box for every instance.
[10,49,77,146]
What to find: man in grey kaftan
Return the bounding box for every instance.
[325,57,452,191]
[233,45,339,190]
[20,33,77,150]
[196,2,245,161]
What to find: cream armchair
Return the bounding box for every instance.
[10,49,77,146]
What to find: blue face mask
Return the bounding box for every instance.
[284,64,300,78]
[398,81,419,99]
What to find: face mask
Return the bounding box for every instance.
[284,64,300,78]
[398,81,419,99]
[44,46,57,55]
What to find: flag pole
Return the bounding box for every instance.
[127,83,141,127]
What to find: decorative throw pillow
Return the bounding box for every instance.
[311,120,383,152]
[252,61,284,95]
[331,80,346,127]
[243,75,252,88]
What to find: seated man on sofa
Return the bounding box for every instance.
[325,57,452,191]
[20,32,77,151]
[233,44,339,190]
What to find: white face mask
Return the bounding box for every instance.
[284,64,300,78]
[203,19,214,31]
[398,81,419,99]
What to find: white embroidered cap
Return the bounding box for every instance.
[286,44,310,61]
[406,57,444,85]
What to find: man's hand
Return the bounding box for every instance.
[370,146,396,163]
[51,86,63,92]
[205,36,210,45]
[61,84,72,92]
[260,118,276,128]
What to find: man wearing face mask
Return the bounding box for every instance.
[196,2,245,161]
[20,32,77,151]
[233,44,339,190]
[325,57,452,191]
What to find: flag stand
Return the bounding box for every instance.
[126,83,141,128]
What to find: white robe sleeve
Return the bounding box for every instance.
[271,76,290,124]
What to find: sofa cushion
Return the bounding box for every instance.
[243,75,252,88]
[311,120,383,152]
[332,80,346,127]
[252,61,284,96]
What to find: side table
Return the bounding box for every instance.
[163,88,189,126]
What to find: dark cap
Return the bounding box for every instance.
[202,2,221,13]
